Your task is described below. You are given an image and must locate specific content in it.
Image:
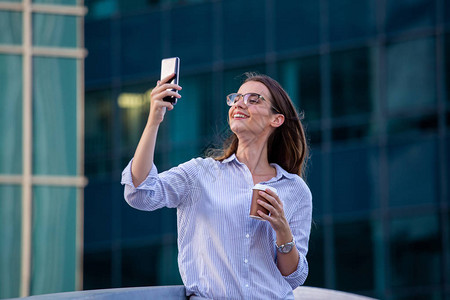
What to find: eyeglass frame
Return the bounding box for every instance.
[226,93,281,114]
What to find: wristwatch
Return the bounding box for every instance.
[276,239,295,254]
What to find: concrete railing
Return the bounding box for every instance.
[9,285,377,299]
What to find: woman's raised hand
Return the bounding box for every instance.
[148,73,182,127]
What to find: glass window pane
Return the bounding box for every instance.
[0,11,22,45]
[304,221,324,287]
[390,214,442,287]
[334,220,374,292]
[84,181,113,245]
[277,56,321,122]
[388,138,438,207]
[33,13,78,48]
[85,20,112,85]
[331,48,373,117]
[306,148,323,216]
[31,186,77,294]
[85,90,113,176]
[0,54,22,174]
[222,0,265,60]
[83,250,112,290]
[33,57,77,175]
[386,38,436,114]
[0,185,21,299]
[329,0,376,42]
[223,64,266,96]
[171,3,213,66]
[168,74,211,165]
[386,0,435,33]
[275,1,320,51]
[85,0,118,20]
[33,0,78,4]
[120,12,161,78]
[446,34,450,105]
[119,82,153,156]
[331,146,378,213]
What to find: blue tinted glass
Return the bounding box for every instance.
[33,57,77,175]
[119,82,152,155]
[331,147,378,213]
[386,0,435,33]
[83,250,112,289]
[171,3,213,66]
[223,65,266,96]
[31,186,77,294]
[386,38,436,114]
[168,74,210,165]
[33,13,78,47]
[0,54,22,174]
[0,185,21,299]
[33,0,78,4]
[390,214,442,287]
[334,220,374,292]
[277,56,321,121]
[85,19,112,85]
[446,34,450,105]
[446,0,450,24]
[223,0,265,60]
[329,0,376,42]
[0,11,22,45]
[275,1,320,51]
[388,138,437,207]
[304,221,324,287]
[120,12,161,78]
[331,48,373,117]
[85,90,113,176]
[84,181,113,244]
[307,148,323,216]
[85,0,118,20]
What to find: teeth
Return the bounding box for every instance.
[234,114,247,118]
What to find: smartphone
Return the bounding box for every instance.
[160,57,180,105]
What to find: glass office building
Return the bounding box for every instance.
[2,0,447,299]
[0,0,86,298]
[83,0,450,299]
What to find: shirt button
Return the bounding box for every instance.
[244,259,248,264]
[245,284,249,288]
[246,234,250,238]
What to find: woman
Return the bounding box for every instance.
[121,72,312,300]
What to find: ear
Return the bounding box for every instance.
[270,114,285,128]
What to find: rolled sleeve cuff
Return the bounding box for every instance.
[283,251,309,289]
[120,159,159,190]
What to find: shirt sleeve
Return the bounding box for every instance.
[121,157,201,211]
[282,179,313,289]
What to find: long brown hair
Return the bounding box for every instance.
[211,73,309,178]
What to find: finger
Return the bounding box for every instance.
[152,84,182,96]
[161,73,176,84]
[258,191,281,209]
[257,199,277,216]
[257,209,274,223]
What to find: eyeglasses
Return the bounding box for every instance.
[226,93,281,113]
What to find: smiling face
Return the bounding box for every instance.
[228,81,283,141]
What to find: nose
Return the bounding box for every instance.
[233,96,247,109]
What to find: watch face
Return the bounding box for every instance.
[281,243,293,253]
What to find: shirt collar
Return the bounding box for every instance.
[221,153,296,181]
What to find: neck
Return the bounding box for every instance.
[235,135,272,175]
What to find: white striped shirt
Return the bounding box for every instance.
[121,154,312,300]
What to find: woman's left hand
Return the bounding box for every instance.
[256,189,293,243]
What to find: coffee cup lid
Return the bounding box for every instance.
[252,183,277,194]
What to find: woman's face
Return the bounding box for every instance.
[228,81,278,139]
